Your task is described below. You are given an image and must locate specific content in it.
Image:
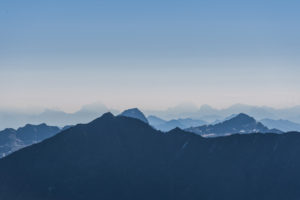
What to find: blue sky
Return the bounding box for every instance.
[1,0,300,112]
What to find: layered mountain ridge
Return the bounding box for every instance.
[0,113,299,200]
[261,118,300,132]
[186,113,282,136]
[0,124,63,157]
[147,115,207,131]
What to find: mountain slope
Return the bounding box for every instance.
[0,113,299,200]
[186,113,282,136]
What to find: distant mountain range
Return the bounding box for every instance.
[0,102,119,130]
[120,109,283,135]
[145,104,300,123]
[0,113,299,199]
[2,103,300,130]
[0,124,65,157]
[119,108,207,131]
[148,115,206,131]
[186,113,282,137]
[0,109,286,158]
[260,119,300,132]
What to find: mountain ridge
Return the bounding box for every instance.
[186,113,282,136]
[148,115,206,131]
[0,113,298,200]
[261,118,300,132]
[0,123,61,157]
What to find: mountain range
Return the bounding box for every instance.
[0,102,119,130]
[260,119,300,132]
[148,115,206,131]
[186,113,282,137]
[0,124,65,157]
[145,104,300,123]
[2,103,300,130]
[118,108,207,132]
[0,109,286,158]
[0,113,299,199]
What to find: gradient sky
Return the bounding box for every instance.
[1,0,300,112]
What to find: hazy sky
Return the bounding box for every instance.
[1,0,300,112]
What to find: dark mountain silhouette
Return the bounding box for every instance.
[0,124,61,157]
[261,118,300,132]
[148,115,207,131]
[186,113,282,136]
[0,113,299,200]
[120,108,149,124]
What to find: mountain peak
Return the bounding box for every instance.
[100,112,115,119]
[169,127,183,133]
[2,128,16,133]
[228,113,255,123]
[120,108,149,124]
[84,112,115,128]
[22,123,48,129]
[236,113,252,118]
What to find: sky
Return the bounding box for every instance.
[1,0,300,112]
